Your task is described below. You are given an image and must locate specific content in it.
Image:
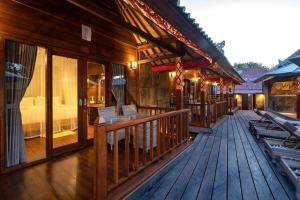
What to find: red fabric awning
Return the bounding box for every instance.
[152,59,211,72]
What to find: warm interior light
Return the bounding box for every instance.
[169,71,176,78]
[206,81,210,85]
[129,61,137,70]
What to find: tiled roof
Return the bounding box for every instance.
[255,49,300,82]
[235,67,267,94]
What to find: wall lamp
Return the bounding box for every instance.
[129,61,138,70]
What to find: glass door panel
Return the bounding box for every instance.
[52,55,78,148]
[87,62,105,140]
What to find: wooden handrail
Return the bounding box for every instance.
[94,109,190,200]
[104,109,189,131]
[183,100,227,128]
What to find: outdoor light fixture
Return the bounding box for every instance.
[129,61,137,70]
[169,71,176,78]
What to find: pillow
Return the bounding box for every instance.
[35,96,46,106]
[53,96,61,105]
[20,97,34,107]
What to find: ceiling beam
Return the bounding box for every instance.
[66,0,184,56]
[138,54,177,65]
[137,43,158,52]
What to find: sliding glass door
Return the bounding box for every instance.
[5,40,47,167]
[52,55,79,149]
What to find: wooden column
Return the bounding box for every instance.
[220,78,224,101]
[297,77,300,119]
[232,83,236,109]
[175,57,183,110]
[199,69,206,127]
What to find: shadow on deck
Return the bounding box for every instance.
[126,111,296,200]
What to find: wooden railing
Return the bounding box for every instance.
[184,100,227,128]
[94,109,190,199]
[137,105,175,115]
[216,100,227,118]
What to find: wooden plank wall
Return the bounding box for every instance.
[0,0,138,171]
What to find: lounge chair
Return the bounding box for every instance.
[279,157,300,200]
[250,110,299,140]
[122,105,157,151]
[98,106,128,150]
[263,120,300,163]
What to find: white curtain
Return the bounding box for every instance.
[112,64,126,113]
[20,47,47,138]
[52,56,78,133]
[5,41,37,167]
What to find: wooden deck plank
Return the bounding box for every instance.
[211,119,228,200]
[233,114,274,200]
[231,114,259,200]
[165,134,209,200]
[148,136,203,199]
[237,111,294,200]
[181,126,220,200]
[196,123,223,200]
[227,116,243,200]
[128,136,202,200]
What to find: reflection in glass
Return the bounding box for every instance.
[87,62,105,139]
[52,55,78,148]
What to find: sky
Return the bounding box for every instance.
[180,0,300,67]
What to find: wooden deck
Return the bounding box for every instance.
[127,111,296,200]
[0,111,296,200]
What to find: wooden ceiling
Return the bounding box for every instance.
[116,0,199,67]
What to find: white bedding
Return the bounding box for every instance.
[20,96,77,138]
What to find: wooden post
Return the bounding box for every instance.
[94,125,107,200]
[297,77,300,119]
[232,83,236,109]
[199,69,206,127]
[225,83,229,113]
[220,78,224,101]
[175,57,183,109]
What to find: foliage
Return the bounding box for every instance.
[233,62,269,71]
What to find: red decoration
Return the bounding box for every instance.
[152,59,210,72]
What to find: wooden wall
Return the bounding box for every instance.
[0,0,137,63]
[139,65,171,107]
[0,0,138,171]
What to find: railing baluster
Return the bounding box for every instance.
[142,122,147,164]
[176,114,179,145]
[166,116,170,150]
[170,116,174,148]
[207,102,211,128]
[113,130,119,184]
[150,121,154,161]
[161,117,165,153]
[156,118,161,156]
[134,125,139,170]
[124,127,130,177]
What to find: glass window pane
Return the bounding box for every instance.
[52,55,78,148]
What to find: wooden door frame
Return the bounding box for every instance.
[0,36,5,173]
